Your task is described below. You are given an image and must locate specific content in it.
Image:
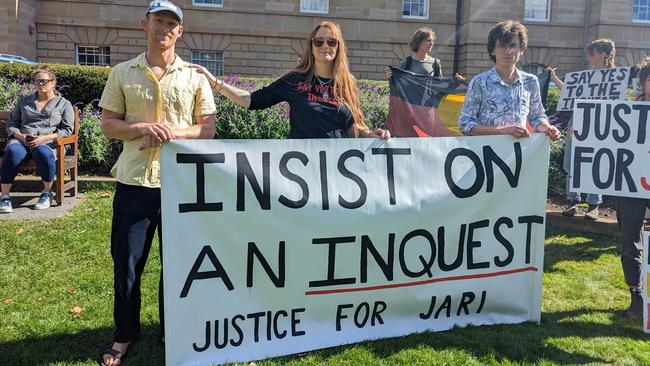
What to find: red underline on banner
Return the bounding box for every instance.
[304,266,539,295]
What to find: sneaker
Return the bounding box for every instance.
[584,204,599,221]
[624,288,643,320]
[34,191,52,210]
[562,204,578,217]
[0,196,12,213]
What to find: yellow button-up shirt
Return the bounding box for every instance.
[99,53,216,188]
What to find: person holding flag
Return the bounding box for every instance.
[382,27,468,137]
[384,27,466,82]
[385,27,444,79]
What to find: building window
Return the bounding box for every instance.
[402,0,429,19]
[634,0,650,22]
[524,0,551,22]
[76,45,110,66]
[300,0,328,13]
[191,50,223,76]
[192,0,223,8]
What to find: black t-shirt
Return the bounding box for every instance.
[249,72,354,138]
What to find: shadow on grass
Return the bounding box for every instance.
[544,228,620,273]
[0,324,165,365]
[0,228,637,365]
[0,310,644,365]
[309,309,645,365]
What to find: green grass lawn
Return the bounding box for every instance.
[1,191,648,365]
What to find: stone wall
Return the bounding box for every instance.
[2,0,649,80]
[30,0,460,79]
[0,0,37,59]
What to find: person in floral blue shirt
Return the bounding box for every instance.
[458,20,561,141]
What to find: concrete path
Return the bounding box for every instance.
[546,209,621,237]
[0,192,83,221]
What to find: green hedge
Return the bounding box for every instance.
[0,63,110,106]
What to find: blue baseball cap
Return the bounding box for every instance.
[146,0,183,23]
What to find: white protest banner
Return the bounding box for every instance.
[161,135,550,365]
[641,231,650,333]
[570,100,650,199]
[557,67,630,111]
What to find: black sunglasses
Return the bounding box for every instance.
[34,79,53,86]
[312,37,338,48]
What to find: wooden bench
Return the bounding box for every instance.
[0,107,79,205]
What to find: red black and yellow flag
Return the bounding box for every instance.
[385,67,550,137]
[385,68,467,137]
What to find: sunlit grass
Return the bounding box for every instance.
[0,191,647,365]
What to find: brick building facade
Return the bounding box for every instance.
[2,0,650,79]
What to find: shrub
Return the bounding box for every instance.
[548,135,567,196]
[546,86,559,115]
[0,76,33,109]
[77,102,122,174]
[358,79,389,130]
[214,76,289,139]
[0,63,110,106]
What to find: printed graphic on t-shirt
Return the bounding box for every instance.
[297,81,339,105]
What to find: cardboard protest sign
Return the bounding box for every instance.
[570,100,650,199]
[557,67,631,111]
[641,231,650,333]
[160,135,550,365]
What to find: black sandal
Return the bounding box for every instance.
[98,343,128,366]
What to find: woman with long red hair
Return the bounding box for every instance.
[190,21,389,139]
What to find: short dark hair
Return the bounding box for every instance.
[636,56,650,100]
[487,20,528,63]
[409,27,436,53]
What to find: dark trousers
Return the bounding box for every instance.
[616,196,650,288]
[0,143,55,184]
[111,182,164,343]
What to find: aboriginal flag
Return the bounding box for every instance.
[385,67,551,137]
[385,68,466,137]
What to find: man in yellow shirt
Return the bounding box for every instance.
[98,1,216,365]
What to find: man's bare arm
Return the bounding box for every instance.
[100,108,175,142]
[172,114,216,140]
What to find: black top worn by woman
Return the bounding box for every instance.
[248,72,354,139]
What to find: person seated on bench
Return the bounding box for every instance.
[0,67,74,212]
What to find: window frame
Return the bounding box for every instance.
[633,0,650,23]
[192,0,223,9]
[75,44,111,66]
[300,0,329,14]
[401,0,429,20]
[190,50,224,77]
[524,0,551,22]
